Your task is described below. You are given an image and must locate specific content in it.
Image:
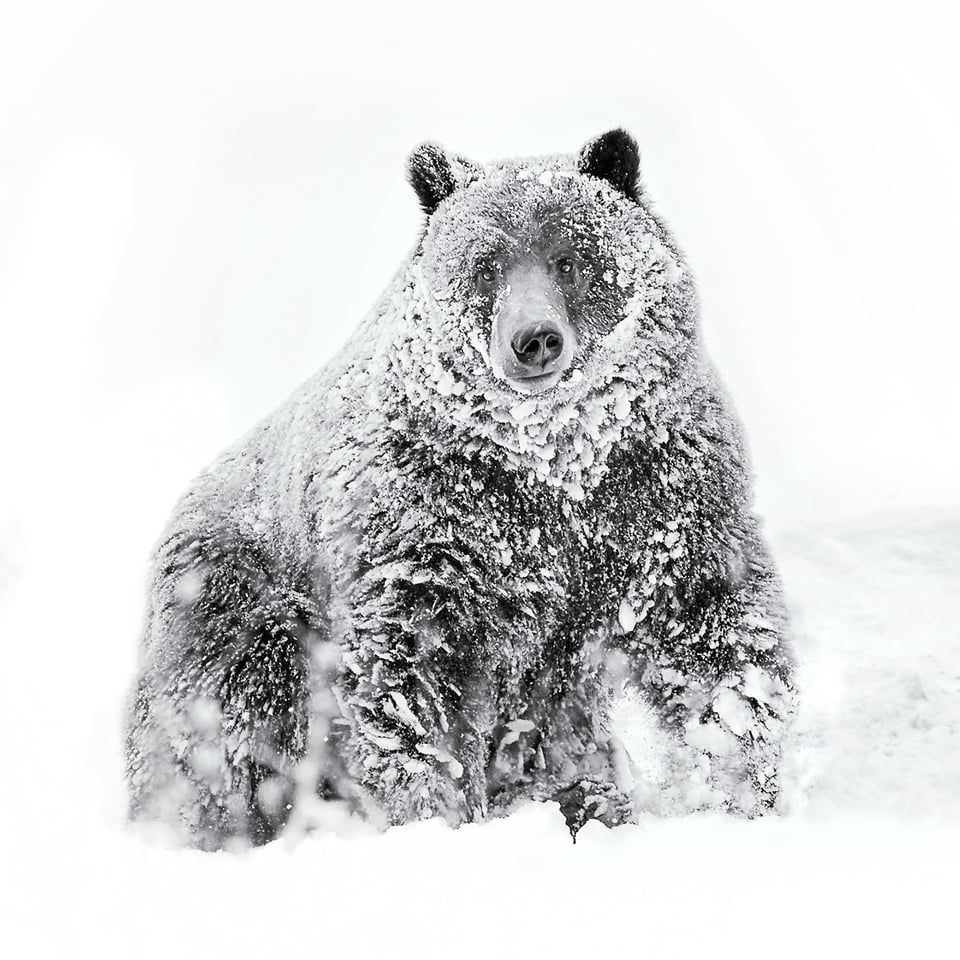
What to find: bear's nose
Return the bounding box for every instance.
[511,324,564,372]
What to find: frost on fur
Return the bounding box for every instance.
[125,129,795,849]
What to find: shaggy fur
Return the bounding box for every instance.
[125,130,795,849]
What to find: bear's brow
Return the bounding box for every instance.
[467,228,521,263]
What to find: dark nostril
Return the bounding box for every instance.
[544,334,562,359]
[512,333,540,362]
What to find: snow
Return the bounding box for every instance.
[3,503,957,956]
[2,1,960,957]
[777,515,960,819]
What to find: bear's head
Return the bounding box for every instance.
[390,130,699,498]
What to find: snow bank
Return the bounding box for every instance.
[776,514,960,819]
[2,510,957,958]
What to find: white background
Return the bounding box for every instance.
[3,1,959,533]
[1,3,958,957]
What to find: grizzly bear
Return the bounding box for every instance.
[125,129,795,849]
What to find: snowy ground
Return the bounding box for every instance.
[776,515,960,821]
[2,508,957,958]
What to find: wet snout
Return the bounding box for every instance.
[511,324,565,371]
[490,266,576,393]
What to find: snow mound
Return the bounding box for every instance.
[775,513,960,818]
[3,512,959,958]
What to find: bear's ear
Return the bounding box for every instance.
[407,142,460,216]
[577,129,641,203]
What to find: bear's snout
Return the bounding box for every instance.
[489,265,577,393]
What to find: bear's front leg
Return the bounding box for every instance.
[331,533,515,827]
[622,518,796,816]
[125,523,323,849]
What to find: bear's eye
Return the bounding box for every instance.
[477,264,498,287]
[556,257,575,276]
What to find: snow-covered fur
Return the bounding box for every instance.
[125,129,795,849]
